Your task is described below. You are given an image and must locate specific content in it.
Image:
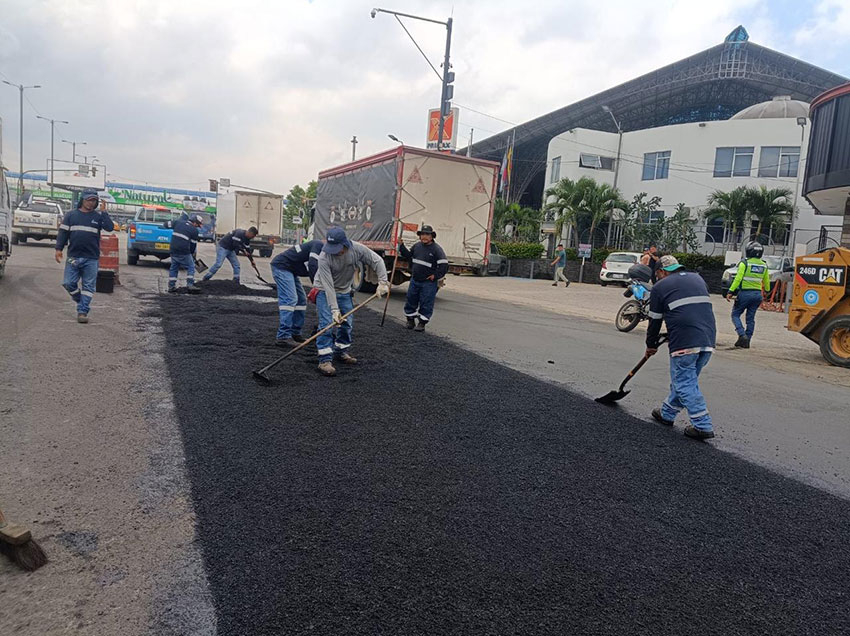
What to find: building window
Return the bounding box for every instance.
[713,146,754,177]
[758,146,800,178]
[579,153,615,171]
[642,151,671,180]
[550,156,561,183]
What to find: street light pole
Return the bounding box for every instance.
[351,135,358,161]
[602,105,623,247]
[371,8,453,151]
[36,115,69,198]
[62,139,86,162]
[2,80,41,201]
[785,117,808,311]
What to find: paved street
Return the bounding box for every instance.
[1,237,849,634]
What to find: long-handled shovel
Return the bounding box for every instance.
[252,292,379,385]
[244,252,274,286]
[595,335,667,404]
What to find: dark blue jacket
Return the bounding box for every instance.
[271,239,323,280]
[219,229,252,253]
[56,208,114,259]
[399,240,448,282]
[646,270,716,352]
[170,215,199,256]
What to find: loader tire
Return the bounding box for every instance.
[819,316,850,368]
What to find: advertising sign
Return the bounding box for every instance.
[47,160,106,190]
[578,243,592,258]
[426,107,459,151]
[314,157,398,244]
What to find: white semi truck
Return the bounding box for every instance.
[215,191,283,258]
[314,146,501,291]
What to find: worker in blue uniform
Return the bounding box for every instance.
[399,225,448,331]
[54,190,115,323]
[168,213,205,293]
[202,226,258,283]
[270,239,323,346]
[646,255,718,440]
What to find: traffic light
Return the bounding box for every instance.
[441,71,455,117]
[209,179,218,193]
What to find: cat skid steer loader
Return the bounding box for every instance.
[788,247,850,368]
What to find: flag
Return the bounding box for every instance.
[499,136,514,195]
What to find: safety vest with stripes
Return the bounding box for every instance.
[730,257,770,292]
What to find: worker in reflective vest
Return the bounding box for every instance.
[398,225,448,332]
[726,241,771,349]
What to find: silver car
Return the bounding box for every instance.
[721,255,794,294]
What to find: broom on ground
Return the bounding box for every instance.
[0,506,47,571]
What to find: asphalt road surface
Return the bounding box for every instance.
[2,238,850,635]
[156,290,850,635]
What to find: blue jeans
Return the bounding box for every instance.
[661,351,713,432]
[731,290,763,339]
[315,290,354,362]
[404,279,439,322]
[62,256,99,315]
[168,253,196,289]
[203,245,240,281]
[272,266,307,339]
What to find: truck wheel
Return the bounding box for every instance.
[127,249,139,266]
[258,248,273,258]
[352,263,377,294]
[474,265,488,277]
[615,300,642,332]
[498,261,508,277]
[819,316,850,368]
[11,234,18,245]
[19,235,27,244]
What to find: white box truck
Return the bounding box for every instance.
[215,190,283,257]
[314,146,500,292]
[0,120,11,278]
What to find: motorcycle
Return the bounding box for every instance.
[615,278,651,332]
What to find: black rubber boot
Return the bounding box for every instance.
[406,318,416,330]
[414,319,426,332]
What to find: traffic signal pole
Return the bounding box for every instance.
[438,17,453,151]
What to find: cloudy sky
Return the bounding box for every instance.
[1,0,848,194]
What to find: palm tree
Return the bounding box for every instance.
[493,199,543,242]
[743,185,795,239]
[544,178,583,247]
[704,187,748,250]
[573,177,627,248]
[666,203,698,252]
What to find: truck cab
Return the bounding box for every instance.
[0,161,11,278]
[11,198,66,245]
[127,205,183,265]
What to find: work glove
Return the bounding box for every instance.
[377,281,391,297]
[438,277,446,288]
[332,309,344,325]
[307,287,320,304]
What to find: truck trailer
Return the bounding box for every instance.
[314,146,500,292]
[215,191,283,257]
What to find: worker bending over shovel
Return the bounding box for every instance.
[202,226,258,283]
[399,225,448,331]
[645,255,717,440]
[270,239,323,347]
[314,227,389,376]
[168,213,205,293]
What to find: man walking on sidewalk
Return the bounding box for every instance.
[314,228,389,377]
[270,239,323,347]
[202,226,258,283]
[54,190,114,323]
[168,213,204,293]
[399,225,448,331]
[726,241,771,349]
[551,244,570,287]
[645,255,717,440]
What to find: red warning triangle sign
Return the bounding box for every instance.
[472,177,487,194]
[408,166,423,184]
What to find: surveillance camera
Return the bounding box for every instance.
[371,8,377,18]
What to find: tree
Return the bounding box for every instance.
[743,185,795,239]
[621,192,664,250]
[704,187,748,250]
[544,178,583,247]
[664,203,700,253]
[283,180,317,230]
[573,177,627,248]
[493,198,543,242]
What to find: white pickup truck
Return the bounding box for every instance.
[12,198,66,245]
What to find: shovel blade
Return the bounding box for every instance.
[195,258,209,273]
[252,370,272,386]
[595,389,630,405]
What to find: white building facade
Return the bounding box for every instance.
[544,97,844,255]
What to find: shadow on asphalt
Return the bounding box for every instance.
[151,293,850,635]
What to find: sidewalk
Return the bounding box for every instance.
[441,274,850,387]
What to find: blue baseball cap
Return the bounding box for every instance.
[323,227,351,255]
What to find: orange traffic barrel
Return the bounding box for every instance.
[99,234,120,275]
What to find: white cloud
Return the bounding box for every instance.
[0,0,846,195]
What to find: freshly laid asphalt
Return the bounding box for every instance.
[155,291,850,635]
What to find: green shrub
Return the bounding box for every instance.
[591,247,613,264]
[493,241,545,260]
[564,248,578,261]
[672,252,725,271]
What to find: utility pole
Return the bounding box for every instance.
[351,135,358,161]
[2,80,41,202]
[37,115,69,198]
[602,105,623,247]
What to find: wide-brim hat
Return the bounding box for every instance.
[417,225,436,238]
